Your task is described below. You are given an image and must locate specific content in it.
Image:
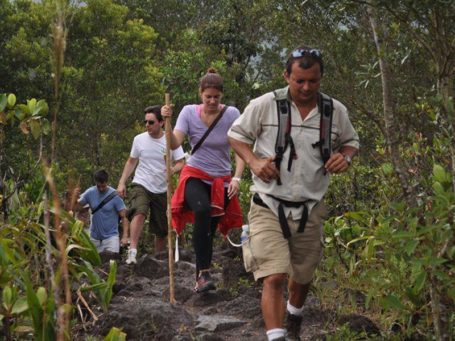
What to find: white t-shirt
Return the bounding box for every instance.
[130,132,185,193]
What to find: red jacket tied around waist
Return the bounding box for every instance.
[171,165,243,236]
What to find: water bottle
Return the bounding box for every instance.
[240,224,249,244]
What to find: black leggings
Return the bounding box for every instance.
[184,178,229,278]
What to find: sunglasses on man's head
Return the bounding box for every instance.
[291,48,322,59]
[144,120,156,125]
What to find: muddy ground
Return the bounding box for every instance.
[73,243,381,341]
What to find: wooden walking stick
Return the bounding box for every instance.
[164,93,176,304]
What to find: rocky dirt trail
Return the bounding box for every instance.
[73,244,380,341]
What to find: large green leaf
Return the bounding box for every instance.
[102,260,117,311]
[3,285,13,309]
[15,104,30,117]
[23,274,43,336]
[433,164,450,184]
[36,100,49,116]
[432,181,445,195]
[79,261,101,285]
[412,271,427,294]
[77,230,101,266]
[36,287,47,306]
[41,119,51,135]
[7,93,16,108]
[103,327,127,341]
[29,119,41,139]
[404,240,419,255]
[0,93,7,111]
[381,294,405,310]
[27,98,37,113]
[11,298,29,315]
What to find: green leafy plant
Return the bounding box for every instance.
[23,275,56,341]
[79,260,117,312]
[0,284,31,338]
[103,327,127,341]
[0,171,119,339]
[321,162,454,339]
[0,93,50,139]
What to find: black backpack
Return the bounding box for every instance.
[273,88,333,185]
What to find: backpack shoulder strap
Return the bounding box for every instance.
[191,105,228,155]
[91,191,118,215]
[313,92,333,166]
[273,89,293,185]
[274,90,290,157]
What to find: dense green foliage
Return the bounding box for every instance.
[1,0,454,339]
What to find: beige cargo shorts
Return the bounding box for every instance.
[242,200,327,284]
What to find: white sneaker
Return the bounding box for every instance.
[125,249,137,265]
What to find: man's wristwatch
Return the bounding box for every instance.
[343,154,352,165]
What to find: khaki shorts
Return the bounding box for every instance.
[243,200,327,284]
[127,184,168,238]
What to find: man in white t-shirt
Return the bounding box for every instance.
[118,105,185,264]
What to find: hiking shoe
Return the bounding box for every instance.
[285,313,303,341]
[194,271,216,293]
[125,249,137,265]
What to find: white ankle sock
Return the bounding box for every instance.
[287,300,304,316]
[129,248,137,256]
[266,328,285,340]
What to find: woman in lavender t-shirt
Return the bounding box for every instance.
[162,68,245,293]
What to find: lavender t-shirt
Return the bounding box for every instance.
[175,104,240,177]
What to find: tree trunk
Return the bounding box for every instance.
[367,5,414,202]
[437,73,455,193]
[50,0,67,163]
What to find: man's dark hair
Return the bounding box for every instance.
[286,46,324,76]
[144,105,163,122]
[93,169,109,184]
